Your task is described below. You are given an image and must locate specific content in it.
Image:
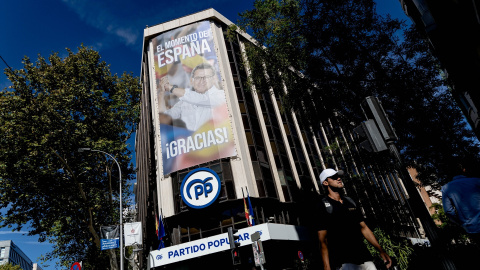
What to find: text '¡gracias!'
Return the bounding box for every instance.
[156,30,212,68]
[167,233,250,259]
[165,127,229,159]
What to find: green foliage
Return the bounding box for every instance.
[226,24,239,43]
[364,228,413,270]
[0,45,141,269]
[236,0,480,185]
[430,203,470,244]
[238,0,307,105]
[430,203,449,228]
[0,263,22,270]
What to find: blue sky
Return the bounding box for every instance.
[0,0,408,269]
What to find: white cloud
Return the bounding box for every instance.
[114,28,137,46]
[59,0,233,50]
[61,0,139,48]
[0,230,29,235]
[24,241,50,245]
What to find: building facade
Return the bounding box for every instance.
[0,240,41,270]
[135,9,420,269]
[399,0,480,139]
[408,167,442,226]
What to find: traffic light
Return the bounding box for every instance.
[228,227,240,249]
[232,249,241,265]
[228,227,241,265]
[354,119,388,152]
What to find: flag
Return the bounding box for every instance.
[156,213,166,250]
[246,188,255,226]
[242,187,253,226]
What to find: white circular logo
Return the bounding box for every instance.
[180,168,221,209]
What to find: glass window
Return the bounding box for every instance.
[278,169,286,185]
[249,146,258,161]
[236,87,243,101]
[219,184,227,199]
[245,131,254,145]
[253,131,264,147]
[274,155,281,168]
[230,63,237,75]
[263,113,270,125]
[242,115,250,130]
[277,143,286,155]
[210,163,221,174]
[226,181,235,199]
[257,180,266,197]
[222,162,232,180]
[257,148,268,163]
[252,162,262,180]
[270,141,278,155]
[249,115,260,131]
[239,102,246,113]
[227,50,234,62]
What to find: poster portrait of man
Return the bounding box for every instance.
[153,20,237,174]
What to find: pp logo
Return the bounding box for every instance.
[181,168,221,209]
[156,255,163,260]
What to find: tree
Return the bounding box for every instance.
[0,45,141,269]
[235,0,480,185]
[430,203,470,244]
[364,228,414,270]
[0,263,21,270]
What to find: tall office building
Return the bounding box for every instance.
[135,9,419,269]
[0,240,41,270]
[398,0,480,139]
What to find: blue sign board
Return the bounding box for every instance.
[101,238,119,250]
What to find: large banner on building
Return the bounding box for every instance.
[153,21,236,175]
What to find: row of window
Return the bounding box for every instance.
[0,246,33,270]
[160,21,419,240]
[223,27,417,238]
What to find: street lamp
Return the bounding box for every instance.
[78,148,124,270]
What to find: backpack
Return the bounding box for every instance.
[322,196,356,214]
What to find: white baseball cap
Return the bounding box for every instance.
[319,168,344,184]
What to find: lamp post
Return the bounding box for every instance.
[78,148,124,270]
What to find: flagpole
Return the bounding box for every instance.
[158,208,165,250]
[161,208,166,244]
[246,187,255,226]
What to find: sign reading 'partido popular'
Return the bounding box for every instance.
[180,168,221,209]
[152,20,236,175]
[149,223,309,268]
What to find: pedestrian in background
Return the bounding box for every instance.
[442,161,480,246]
[316,168,392,270]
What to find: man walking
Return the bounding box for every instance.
[317,168,392,270]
